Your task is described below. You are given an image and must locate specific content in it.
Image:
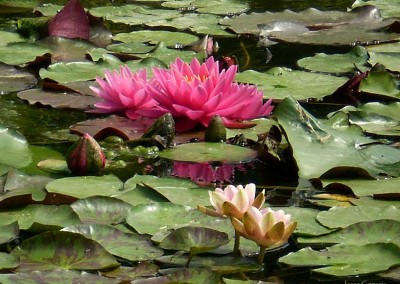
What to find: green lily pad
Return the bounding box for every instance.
[279,243,400,277]
[159,142,257,163]
[359,69,400,97]
[0,204,81,232]
[0,42,50,66]
[0,187,47,208]
[63,224,164,262]
[144,267,220,283]
[0,270,120,284]
[298,219,400,246]
[297,46,369,74]
[45,175,124,199]
[114,184,168,206]
[273,96,400,178]
[273,207,332,237]
[162,0,248,15]
[0,64,37,94]
[3,169,53,195]
[0,30,25,45]
[0,221,18,245]
[0,252,19,270]
[316,205,400,229]
[368,52,400,72]
[322,177,400,197]
[124,175,210,207]
[235,68,347,101]
[11,231,119,271]
[70,196,133,225]
[159,226,229,255]
[113,30,199,46]
[19,145,65,177]
[156,253,261,274]
[0,125,31,169]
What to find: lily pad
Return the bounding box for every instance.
[159,142,257,163]
[235,68,347,101]
[17,88,101,110]
[63,224,164,262]
[159,226,229,255]
[100,262,159,281]
[0,125,32,169]
[368,51,400,72]
[359,69,400,97]
[0,64,37,94]
[156,253,261,274]
[352,0,400,18]
[0,221,18,245]
[0,42,50,66]
[114,184,168,206]
[0,30,25,45]
[113,30,199,46]
[297,46,369,74]
[70,196,133,225]
[316,205,400,229]
[280,243,400,277]
[0,204,81,232]
[11,231,119,271]
[298,219,400,246]
[273,96,400,178]
[162,0,249,15]
[124,175,211,207]
[45,175,124,199]
[0,252,19,270]
[0,270,120,284]
[144,267,220,284]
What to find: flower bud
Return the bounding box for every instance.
[66,133,106,175]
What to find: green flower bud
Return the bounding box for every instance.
[66,133,106,175]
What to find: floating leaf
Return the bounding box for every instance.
[162,0,249,15]
[359,69,400,97]
[114,184,168,206]
[113,30,199,46]
[0,204,81,232]
[352,0,400,18]
[0,64,37,94]
[280,243,400,277]
[298,219,400,246]
[0,125,31,169]
[0,253,19,270]
[70,196,132,225]
[63,224,164,262]
[45,175,124,199]
[125,175,211,207]
[101,262,159,281]
[297,46,369,74]
[144,267,220,284]
[160,142,257,163]
[0,221,18,245]
[0,270,120,284]
[159,226,229,255]
[12,231,119,271]
[20,145,65,177]
[273,96,400,178]
[0,42,50,66]
[235,68,347,101]
[316,205,400,229]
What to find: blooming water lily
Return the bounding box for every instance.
[92,57,273,131]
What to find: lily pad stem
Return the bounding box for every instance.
[233,229,241,256]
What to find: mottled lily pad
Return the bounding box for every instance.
[11,231,119,271]
[70,196,133,225]
[63,224,163,261]
[159,226,229,255]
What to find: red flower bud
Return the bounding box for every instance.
[66,133,105,175]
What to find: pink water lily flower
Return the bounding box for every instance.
[90,66,163,119]
[198,183,265,220]
[231,206,297,249]
[149,57,273,131]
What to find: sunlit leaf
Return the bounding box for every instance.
[113,30,199,46]
[0,252,19,270]
[0,221,18,245]
[0,125,31,169]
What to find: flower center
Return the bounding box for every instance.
[184,75,208,83]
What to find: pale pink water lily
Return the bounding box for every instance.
[90,66,163,119]
[198,183,265,220]
[231,206,297,249]
[149,57,274,131]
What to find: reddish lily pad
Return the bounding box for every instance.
[11,231,119,271]
[100,262,159,281]
[70,115,156,140]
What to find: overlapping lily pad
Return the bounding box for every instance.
[280,243,400,276]
[113,30,199,46]
[63,224,164,262]
[0,42,50,66]
[0,64,37,94]
[352,0,400,18]
[0,252,19,270]
[273,96,400,178]
[0,221,18,245]
[11,231,119,271]
[0,125,32,171]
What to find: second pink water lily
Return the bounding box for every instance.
[149,57,273,131]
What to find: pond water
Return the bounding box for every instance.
[0,0,399,283]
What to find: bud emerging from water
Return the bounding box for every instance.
[66,133,106,175]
